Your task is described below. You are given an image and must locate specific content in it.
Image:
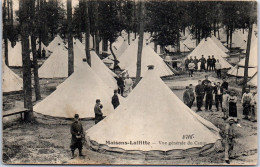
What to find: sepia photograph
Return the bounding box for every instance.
[2,0,258,165]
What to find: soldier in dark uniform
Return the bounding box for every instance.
[202,75,211,86]
[112,90,120,109]
[184,58,190,71]
[195,80,205,112]
[211,55,216,71]
[193,56,199,72]
[70,114,84,159]
[94,99,103,124]
[225,118,235,164]
[221,78,229,91]
[214,82,223,111]
[199,55,206,72]
[204,82,214,111]
[42,48,46,59]
[117,74,125,96]
[207,56,212,71]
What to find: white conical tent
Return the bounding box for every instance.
[34,64,116,118]
[86,69,220,153]
[8,41,22,67]
[227,39,257,77]
[2,63,23,93]
[165,42,190,53]
[47,35,64,52]
[248,73,257,87]
[210,35,229,53]
[230,31,247,48]
[123,45,174,77]
[72,39,118,89]
[39,43,86,78]
[183,34,197,49]
[103,40,129,66]
[187,38,232,69]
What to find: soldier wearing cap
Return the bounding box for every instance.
[225,118,235,164]
[112,90,120,109]
[241,87,254,120]
[70,114,84,159]
[94,99,103,124]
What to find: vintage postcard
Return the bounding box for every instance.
[2,0,258,165]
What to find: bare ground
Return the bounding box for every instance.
[2,70,257,165]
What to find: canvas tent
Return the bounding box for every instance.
[165,42,190,53]
[2,63,23,93]
[86,69,221,156]
[8,41,23,67]
[34,64,117,118]
[66,39,118,89]
[103,39,129,67]
[39,43,86,78]
[210,35,229,53]
[183,34,197,49]
[248,73,257,87]
[227,36,257,77]
[230,31,247,48]
[187,37,232,69]
[118,42,173,77]
[47,35,64,52]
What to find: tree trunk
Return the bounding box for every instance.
[103,39,108,51]
[127,30,130,45]
[154,42,157,53]
[85,0,91,66]
[226,25,229,47]
[229,26,233,49]
[242,23,253,94]
[110,41,117,71]
[94,0,99,56]
[135,1,145,84]
[177,32,180,53]
[67,0,74,76]
[20,0,34,122]
[30,0,41,101]
[3,0,9,66]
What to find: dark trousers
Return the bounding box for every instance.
[216,69,221,78]
[200,64,205,71]
[196,95,204,110]
[70,138,83,152]
[207,64,211,71]
[205,94,213,110]
[95,114,103,124]
[211,64,215,71]
[118,86,124,96]
[243,102,251,117]
[189,70,194,77]
[215,94,223,110]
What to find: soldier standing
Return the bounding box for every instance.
[225,118,235,164]
[94,99,103,124]
[204,82,213,111]
[112,90,120,109]
[195,80,205,112]
[199,55,206,72]
[70,114,84,159]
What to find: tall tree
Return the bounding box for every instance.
[84,0,91,66]
[20,0,34,122]
[94,0,99,55]
[3,0,9,65]
[30,0,41,101]
[135,1,145,84]
[67,0,74,76]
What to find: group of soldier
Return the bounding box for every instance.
[185,55,222,78]
[183,75,257,163]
